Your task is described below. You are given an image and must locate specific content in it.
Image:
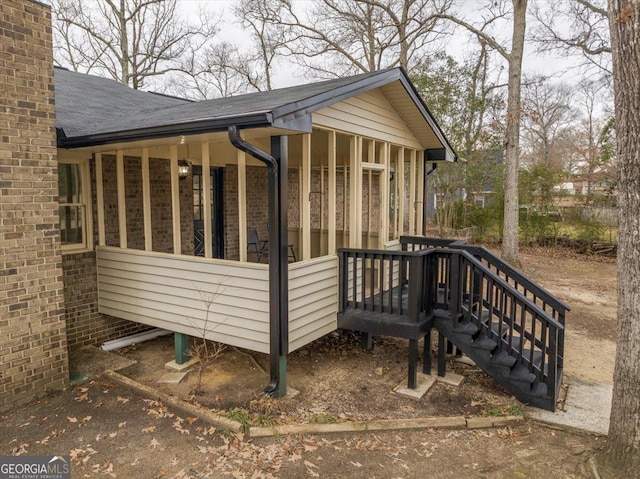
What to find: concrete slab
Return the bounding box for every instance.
[158,372,188,384]
[165,357,200,372]
[455,356,477,367]
[395,374,437,400]
[437,372,465,387]
[286,387,300,399]
[526,377,612,436]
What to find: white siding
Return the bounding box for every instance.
[97,247,271,353]
[313,90,423,149]
[288,255,338,351]
[97,248,341,354]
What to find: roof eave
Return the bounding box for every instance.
[271,69,402,121]
[57,112,274,149]
[271,67,458,161]
[395,68,458,162]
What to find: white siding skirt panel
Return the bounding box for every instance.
[97,247,270,353]
[96,248,339,355]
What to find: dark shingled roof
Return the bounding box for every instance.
[55,67,391,140]
[54,66,457,161]
[54,67,190,139]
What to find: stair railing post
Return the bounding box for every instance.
[422,251,433,316]
[548,325,559,403]
[557,311,565,371]
[400,239,408,287]
[409,254,423,323]
[448,252,461,328]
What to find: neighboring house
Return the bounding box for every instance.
[2,0,455,409]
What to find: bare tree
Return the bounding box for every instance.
[167,42,263,100]
[570,81,615,200]
[595,1,640,477]
[52,0,218,90]
[235,0,289,91]
[533,0,611,76]
[521,80,576,169]
[434,0,528,264]
[236,0,453,78]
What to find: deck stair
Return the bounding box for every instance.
[337,237,570,411]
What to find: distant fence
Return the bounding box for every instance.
[560,206,618,226]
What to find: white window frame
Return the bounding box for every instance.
[58,158,93,254]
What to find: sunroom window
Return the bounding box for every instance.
[58,161,91,251]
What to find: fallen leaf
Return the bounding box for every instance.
[75,393,89,402]
[150,438,161,449]
[37,436,50,446]
[118,422,127,428]
[142,426,156,433]
[117,396,130,404]
[67,417,78,423]
[12,443,29,456]
[350,461,362,467]
[186,417,197,425]
[304,460,320,478]
[109,432,117,438]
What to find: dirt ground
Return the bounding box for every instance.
[1,379,603,478]
[2,246,617,478]
[516,247,617,385]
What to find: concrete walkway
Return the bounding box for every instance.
[526,376,613,436]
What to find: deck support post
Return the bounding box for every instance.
[423,331,432,374]
[228,127,288,399]
[408,339,418,388]
[359,332,373,350]
[437,332,447,377]
[174,333,190,365]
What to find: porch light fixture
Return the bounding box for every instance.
[178,160,190,179]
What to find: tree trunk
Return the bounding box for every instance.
[501,0,527,265]
[598,1,640,477]
[119,0,129,87]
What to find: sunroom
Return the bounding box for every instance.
[55,66,456,396]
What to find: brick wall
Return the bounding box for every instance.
[62,251,147,348]
[223,164,299,259]
[99,155,193,253]
[62,155,194,349]
[0,0,69,412]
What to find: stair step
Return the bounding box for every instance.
[471,335,497,350]
[529,381,549,398]
[453,320,478,335]
[510,364,536,384]
[489,350,517,368]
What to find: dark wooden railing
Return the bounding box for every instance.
[434,249,564,396]
[339,238,567,406]
[338,248,429,320]
[400,237,570,322]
